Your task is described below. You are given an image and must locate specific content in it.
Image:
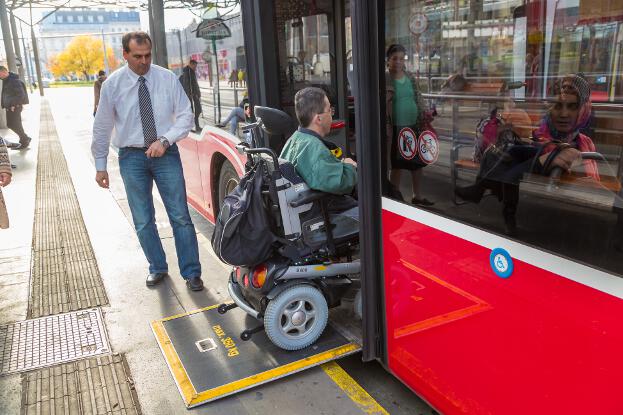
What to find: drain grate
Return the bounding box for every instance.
[0,308,109,375]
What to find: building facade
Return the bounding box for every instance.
[165,13,246,81]
[39,9,140,78]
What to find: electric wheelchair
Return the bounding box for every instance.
[218,106,361,351]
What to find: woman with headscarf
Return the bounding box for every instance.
[456,74,599,235]
[385,44,434,206]
[532,75,598,179]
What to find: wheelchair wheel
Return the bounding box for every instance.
[218,160,239,211]
[264,285,328,351]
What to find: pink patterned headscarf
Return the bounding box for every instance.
[534,75,599,180]
[535,75,592,141]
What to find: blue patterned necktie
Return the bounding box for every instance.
[138,76,158,148]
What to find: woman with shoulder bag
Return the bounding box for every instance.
[386,44,435,206]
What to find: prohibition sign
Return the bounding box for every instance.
[397,127,418,160]
[417,130,439,165]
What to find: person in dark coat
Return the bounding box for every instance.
[0,66,31,149]
[179,59,202,132]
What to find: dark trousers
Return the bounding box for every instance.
[6,106,29,143]
[191,97,202,130]
[194,111,201,130]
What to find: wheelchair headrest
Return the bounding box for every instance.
[255,106,297,137]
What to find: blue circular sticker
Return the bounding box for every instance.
[490,248,513,278]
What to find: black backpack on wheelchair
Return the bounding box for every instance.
[211,158,277,267]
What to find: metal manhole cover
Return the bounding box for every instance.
[0,308,109,375]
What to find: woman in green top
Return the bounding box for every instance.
[385,44,434,206]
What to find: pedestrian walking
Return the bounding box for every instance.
[228,69,237,87]
[0,66,32,150]
[179,59,203,132]
[92,31,204,291]
[93,70,107,116]
[238,68,244,87]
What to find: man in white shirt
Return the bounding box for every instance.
[92,31,203,291]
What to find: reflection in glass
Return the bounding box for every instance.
[382,0,623,276]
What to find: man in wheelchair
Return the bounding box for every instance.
[280,87,359,221]
[219,87,362,351]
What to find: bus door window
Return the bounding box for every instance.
[277,2,335,115]
[380,0,623,275]
[344,3,357,157]
[276,0,354,158]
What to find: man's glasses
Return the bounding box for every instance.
[320,107,335,116]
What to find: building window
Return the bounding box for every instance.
[67,15,73,23]
[57,15,63,23]
[88,15,93,23]
[77,15,83,23]
[98,15,104,23]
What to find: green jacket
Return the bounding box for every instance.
[280,128,356,195]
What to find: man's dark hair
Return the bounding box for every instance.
[189,59,198,65]
[294,87,327,128]
[0,65,7,72]
[122,31,152,53]
[386,44,406,59]
[98,70,106,76]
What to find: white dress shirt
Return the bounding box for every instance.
[91,64,194,171]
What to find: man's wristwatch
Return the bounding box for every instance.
[158,137,170,149]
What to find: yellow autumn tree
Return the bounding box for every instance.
[48,55,72,79]
[51,35,119,80]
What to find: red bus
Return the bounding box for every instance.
[178,0,623,413]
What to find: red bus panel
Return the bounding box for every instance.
[382,201,623,414]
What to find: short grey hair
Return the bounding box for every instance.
[122,31,152,53]
[294,87,327,128]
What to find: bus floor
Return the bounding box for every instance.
[23,87,437,415]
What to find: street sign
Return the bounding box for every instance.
[409,12,428,35]
[196,18,231,40]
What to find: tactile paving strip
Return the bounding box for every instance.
[30,102,108,318]
[0,308,109,375]
[21,353,142,415]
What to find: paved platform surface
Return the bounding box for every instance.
[0,87,437,415]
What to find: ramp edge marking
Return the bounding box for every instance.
[159,303,222,322]
[189,342,361,407]
[150,320,196,406]
[321,361,390,415]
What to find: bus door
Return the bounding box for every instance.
[351,0,623,414]
[153,2,365,407]
[244,0,356,157]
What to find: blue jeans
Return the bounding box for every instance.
[222,107,245,135]
[118,144,201,279]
